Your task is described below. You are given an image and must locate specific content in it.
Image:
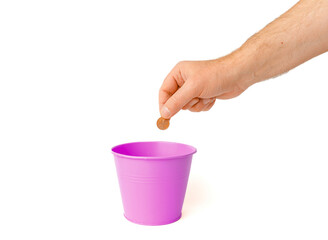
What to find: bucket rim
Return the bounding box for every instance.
[111,141,197,160]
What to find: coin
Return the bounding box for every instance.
[157,117,170,130]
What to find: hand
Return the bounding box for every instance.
[158,57,249,119]
[159,0,328,120]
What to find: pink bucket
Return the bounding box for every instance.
[112,141,196,225]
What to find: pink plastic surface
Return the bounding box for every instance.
[112,141,196,226]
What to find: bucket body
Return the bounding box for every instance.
[112,141,196,225]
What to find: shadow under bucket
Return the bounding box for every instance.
[112,141,197,226]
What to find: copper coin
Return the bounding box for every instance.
[157,117,170,130]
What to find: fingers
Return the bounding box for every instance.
[160,82,197,118]
[182,98,200,110]
[159,61,217,118]
[203,99,216,111]
[189,98,215,112]
[158,65,181,113]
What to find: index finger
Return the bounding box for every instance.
[158,66,181,112]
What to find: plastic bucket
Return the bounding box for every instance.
[112,141,196,226]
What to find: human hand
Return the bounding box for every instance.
[158,57,249,119]
[159,0,328,120]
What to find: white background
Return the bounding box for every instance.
[0,0,327,239]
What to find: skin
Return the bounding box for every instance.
[159,0,328,119]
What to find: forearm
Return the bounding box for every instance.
[232,0,328,87]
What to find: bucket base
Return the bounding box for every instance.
[124,213,182,226]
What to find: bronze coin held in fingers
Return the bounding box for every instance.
[157,117,170,130]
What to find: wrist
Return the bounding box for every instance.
[234,46,261,86]
[213,48,258,91]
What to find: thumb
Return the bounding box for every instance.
[160,83,196,119]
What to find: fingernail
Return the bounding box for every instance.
[203,99,211,105]
[190,98,199,106]
[161,106,171,119]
